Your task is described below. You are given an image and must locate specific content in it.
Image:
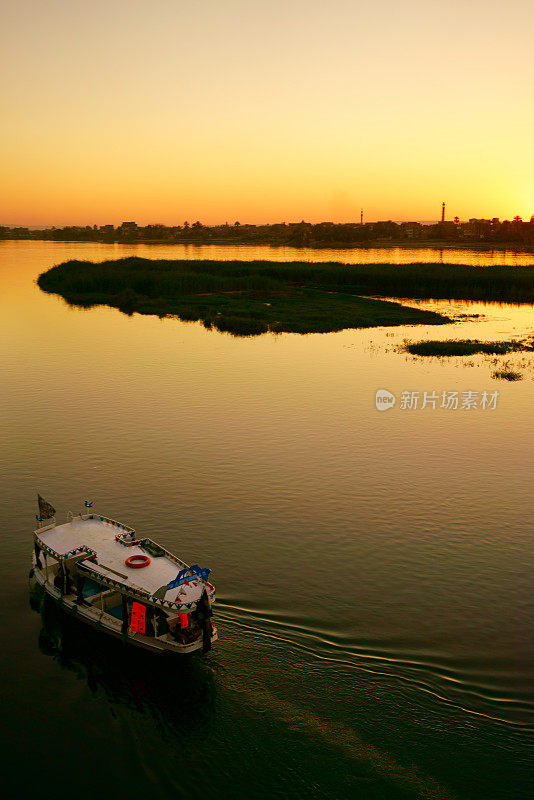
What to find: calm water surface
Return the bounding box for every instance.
[1,241,533,800]
[14,239,534,266]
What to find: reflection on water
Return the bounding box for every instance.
[3,238,534,269]
[34,591,216,738]
[2,241,534,800]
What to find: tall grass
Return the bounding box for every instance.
[404,339,534,357]
[38,256,534,303]
[38,256,534,335]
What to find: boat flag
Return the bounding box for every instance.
[37,494,56,520]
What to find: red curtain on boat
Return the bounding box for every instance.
[130,602,146,634]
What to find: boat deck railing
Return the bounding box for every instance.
[34,537,97,563]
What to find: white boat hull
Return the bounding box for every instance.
[32,558,218,656]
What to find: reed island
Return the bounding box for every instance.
[37,258,534,336]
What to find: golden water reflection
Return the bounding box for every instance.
[1,240,533,736]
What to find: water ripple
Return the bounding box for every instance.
[217,600,534,730]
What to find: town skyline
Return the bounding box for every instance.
[4,213,534,248]
[2,205,533,230]
[3,204,533,231]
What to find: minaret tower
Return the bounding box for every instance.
[441,202,446,222]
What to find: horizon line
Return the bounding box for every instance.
[2,216,527,229]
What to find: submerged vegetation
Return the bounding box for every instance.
[405,338,533,382]
[404,339,534,357]
[38,257,456,335]
[491,369,524,381]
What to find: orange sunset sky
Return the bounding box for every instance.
[1,0,533,226]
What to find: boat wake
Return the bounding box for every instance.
[29,585,533,800]
[216,599,534,731]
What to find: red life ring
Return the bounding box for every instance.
[125,554,151,569]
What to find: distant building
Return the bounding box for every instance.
[119,221,138,233]
[400,222,422,238]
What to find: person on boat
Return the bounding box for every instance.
[54,564,74,595]
[197,590,213,653]
[168,614,197,644]
[53,570,63,592]
[155,609,168,637]
[34,543,43,569]
[64,566,74,593]
[75,574,85,605]
[167,615,178,637]
[144,609,155,637]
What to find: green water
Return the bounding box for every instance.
[1,241,533,799]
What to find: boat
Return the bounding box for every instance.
[30,498,217,655]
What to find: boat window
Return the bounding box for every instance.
[80,577,101,598]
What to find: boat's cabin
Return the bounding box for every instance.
[41,555,207,644]
[33,513,215,647]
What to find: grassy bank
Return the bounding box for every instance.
[39,257,534,300]
[404,339,534,357]
[38,257,456,335]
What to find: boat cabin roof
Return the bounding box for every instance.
[34,514,214,612]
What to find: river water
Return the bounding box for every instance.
[1,241,533,800]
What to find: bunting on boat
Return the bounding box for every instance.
[37,494,56,520]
